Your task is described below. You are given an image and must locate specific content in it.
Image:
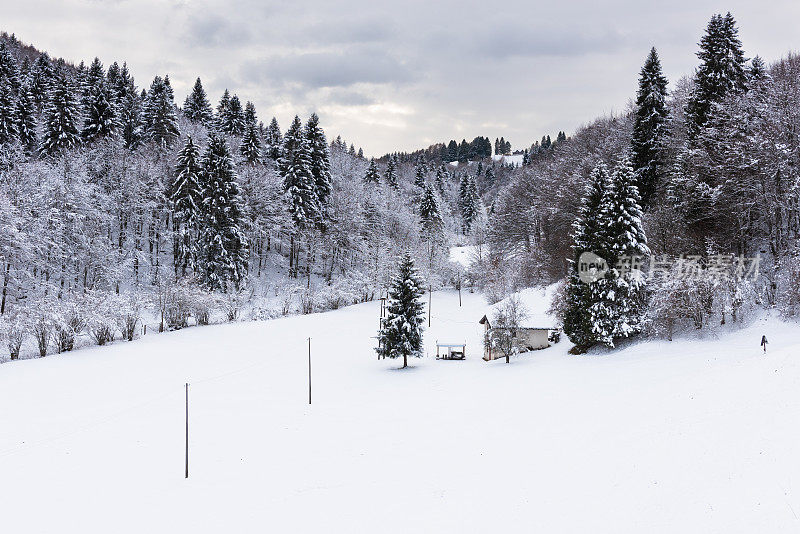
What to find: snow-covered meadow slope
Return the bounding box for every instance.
[2,288,799,533]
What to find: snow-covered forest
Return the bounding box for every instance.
[0,33,479,360]
[484,13,800,351]
[0,10,799,360]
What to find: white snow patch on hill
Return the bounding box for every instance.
[2,288,800,532]
[449,244,480,268]
[492,153,524,166]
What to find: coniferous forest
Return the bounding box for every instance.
[0,11,798,359]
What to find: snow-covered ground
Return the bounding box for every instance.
[2,287,800,532]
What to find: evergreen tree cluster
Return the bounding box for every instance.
[562,159,649,350]
[494,137,511,155]
[489,12,800,350]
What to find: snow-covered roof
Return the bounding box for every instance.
[482,287,557,330]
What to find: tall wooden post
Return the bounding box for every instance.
[428,284,432,327]
[184,382,189,479]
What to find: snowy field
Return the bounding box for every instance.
[2,288,800,532]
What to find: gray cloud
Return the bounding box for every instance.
[469,24,631,59]
[4,0,800,155]
[304,18,398,45]
[184,13,253,48]
[243,48,413,89]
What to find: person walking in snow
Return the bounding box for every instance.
[761,335,768,354]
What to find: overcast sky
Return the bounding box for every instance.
[4,0,799,155]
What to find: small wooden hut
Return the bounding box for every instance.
[479,314,553,361]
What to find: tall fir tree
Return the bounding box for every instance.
[590,158,649,346]
[631,47,669,208]
[244,101,257,127]
[240,122,262,165]
[461,175,479,233]
[562,162,612,351]
[0,42,21,95]
[280,115,318,229]
[83,57,105,100]
[106,62,121,96]
[221,94,245,136]
[119,86,142,149]
[170,136,203,277]
[197,131,248,291]
[0,79,17,145]
[419,184,443,239]
[265,116,282,160]
[434,164,447,193]
[15,81,37,151]
[141,75,179,147]
[29,53,54,110]
[364,158,380,184]
[376,253,426,368]
[216,89,230,118]
[305,113,332,220]
[39,75,81,156]
[81,79,117,143]
[414,158,426,189]
[183,77,213,124]
[686,12,747,138]
[385,154,399,189]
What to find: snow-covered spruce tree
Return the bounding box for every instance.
[170,136,203,278]
[82,57,105,102]
[686,12,747,138]
[280,115,319,229]
[0,43,21,94]
[265,116,282,160]
[220,94,245,136]
[484,164,495,186]
[244,101,257,127]
[561,162,611,351]
[748,56,768,87]
[15,82,37,151]
[364,158,380,184]
[240,122,262,165]
[141,75,179,147]
[29,53,54,110]
[590,158,650,347]
[183,77,213,124]
[459,174,479,233]
[197,131,248,291]
[280,115,318,277]
[631,47,669,208]
[305,113,332,221]
[81,79,117,143]
[419,184,443,239]
[0,80,18,145]
[216,89,230,118]
[434,164,447,194]
[110,62,132,103]
[376,253,426,368]
[414,158,426,189]
[385,155,399,189]
[119,86,142,149]
[39,75,81,157]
